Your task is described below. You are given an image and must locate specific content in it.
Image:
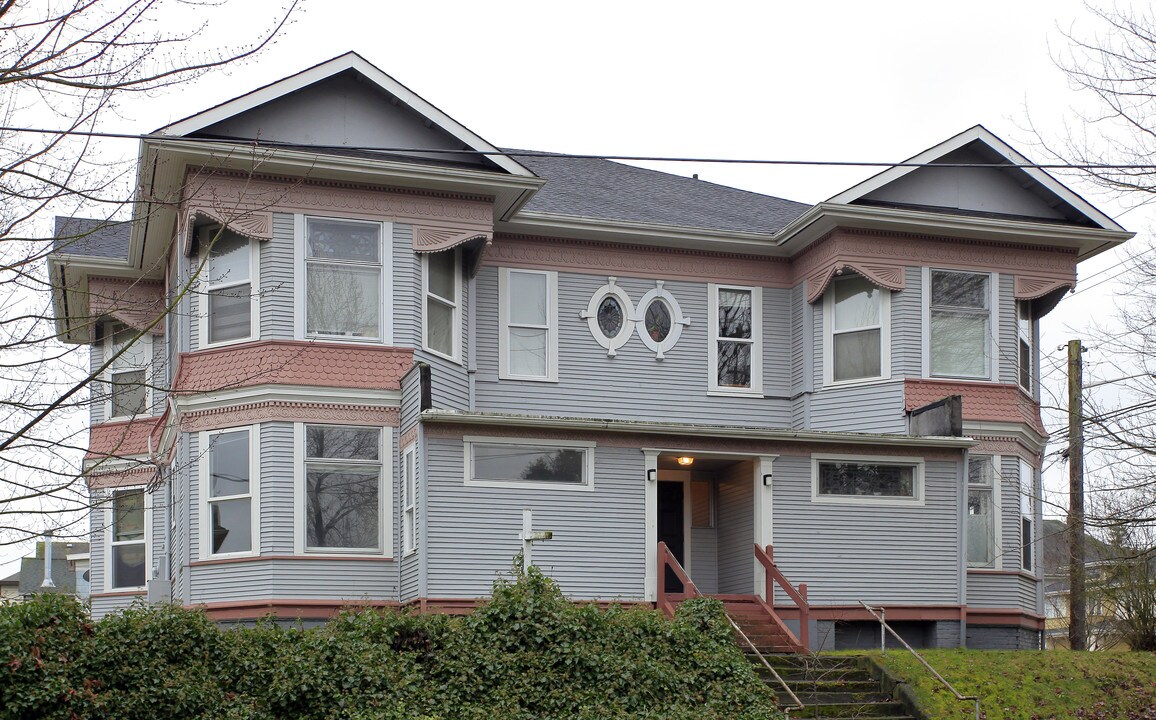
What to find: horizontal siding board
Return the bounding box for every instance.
[717,462,754,594]
[424,435,645,600]
[260,212,296,340]
[965,573,1020,608]
[473,267,791,426]
[807,381,907,434]
[892,267,923,377]
[690,526,718,594]
[260,423,295,554]
[771,455,960,605]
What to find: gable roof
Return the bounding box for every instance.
[155,52,534,179]
[828,125,1124,232]
[511,152,810,235]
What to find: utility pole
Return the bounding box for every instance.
[1068,339,1087,650]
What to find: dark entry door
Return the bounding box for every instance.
[657,481,685,593]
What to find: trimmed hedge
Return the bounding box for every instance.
[0,567,781,719]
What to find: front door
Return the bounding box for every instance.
[657,481,685,593]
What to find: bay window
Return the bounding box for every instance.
[967,455,1000,567]
[423,249,460,360]
[303,425,385,553]
[1018,301,1033,391]
[929,270,991,379]
[304,217,384,340]
[203,229,255,345]
[105,323,150,420]
[202,428,256,557]
[826,275,889,383]
[109,488,147,589]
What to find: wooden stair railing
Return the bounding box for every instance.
[656,541,699,618]
[754,543,810,650]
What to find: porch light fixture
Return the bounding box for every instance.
[676,456,694,466]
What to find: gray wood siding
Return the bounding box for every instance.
[771,455,961,605]
[424,435,646,600]
[149,341,167,416]
[189,559,396,603]
[892,268,923,377]
[717,461,754,594]
[393,224,418,348]
[808,381,908,434]
[473,266,792,426]
[690,525,719,594]
[997,273,1016,384]
[260,213,295,340]
[1000,456,1023,571]
[172,435,191,603]
[90,342,105,425]
[966,572,1021,608]
[187,432,200,582]
[260,423,295,553]
[400,366,423,432]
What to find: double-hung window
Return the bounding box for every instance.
[423,250,460,360]
[202,428,256,557]
[304,217,384,340]
[1017,301,1033,392]
[498,268,558,381]
[105,323,150,420]
[303,425,386,554]
[967,456,1000,567]
[109,488,147,589]
[1020,459,1035,573]
[812,455,924,505]
[929,270,991,379]
[826,275,889,384]
[402,445,416,555]
[203,229,255,345]
[709,284,762,394]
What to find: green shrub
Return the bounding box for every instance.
[0,569,781,720]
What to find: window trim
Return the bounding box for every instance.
[103,323,152,422]
[922,268,998,381]
[105,486,151,592]
[197,227,260,349]
[636,283,688,359]
[822,275,891,386]
[707,283,763,396]
[811,454,925,506]
[294,214,393,344]
[422,249,462,362]
[293,423,393,558]
[401,443,417,557]
[497,268,559,382]
[463,435,595,491]
[967,454,1003,569]
[199,426,260,560]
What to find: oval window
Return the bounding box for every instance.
[644,299,672,342]
[598,296,624,338]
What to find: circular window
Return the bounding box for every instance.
[643,299,672,342]
[583,278,635,356]
[636,283,688,359]
[598,296,624,338]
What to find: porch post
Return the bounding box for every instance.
[754,455,777,600]
[644,450,659,602]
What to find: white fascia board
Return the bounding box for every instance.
[827,125,1125,233]
[172,384,402,415]
[962,420,1049,451]
[420,410,977,449]
[154,52,534,179]
[774,202,1133,260]
[504,211,782,255]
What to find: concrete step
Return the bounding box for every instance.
[792,701,910,718]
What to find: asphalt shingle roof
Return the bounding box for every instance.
[508,151,810,235]
[54,216,131,260]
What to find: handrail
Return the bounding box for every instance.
[727,615,804,717]
[658,542,804,717]
[858,601,980,720]
[754,544,810,650]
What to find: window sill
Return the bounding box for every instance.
[191,554,393,566]
[498,374,558,384]
[421,346,462,365]
[305,333,384,345]
[822,376,895,390]
[201,335,258,350]
[706,389,764,398]
[465,478,594,492]
[811,494,925,507]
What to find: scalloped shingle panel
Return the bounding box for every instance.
[904,379,1045,436]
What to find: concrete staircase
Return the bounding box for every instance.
[747,654,916,719]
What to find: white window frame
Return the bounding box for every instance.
[922,268,998,381]
[105,486,151,592]
[811,454,925,506]
[463,436,595,492]
[497,268,559,382]
[198,227,259,348]
[822,275,891,386]
[294,214,393,344]
[636,282,689,359]
[708,284,763,396]
[1020,458,1036,574]
[967,454,1003,569]
[103,322,152,422]
[199,426,260,560]
[582,277,636,356]
[293,423,393,558]
[1017,300,1033,393]
[401,443,417,556]
[422,249,461,362]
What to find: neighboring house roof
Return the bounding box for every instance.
[1041,519,1116,593]
[0,570,19,587]
[54,216,131,260]
[16,541,90,596]
[509,151,810,235]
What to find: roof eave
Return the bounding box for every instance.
[420,409,977,448]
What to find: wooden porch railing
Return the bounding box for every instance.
[754,543,810,650]
[656,541,699,618]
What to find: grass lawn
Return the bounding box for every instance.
[872,650,1156,720]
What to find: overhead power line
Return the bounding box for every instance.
[7,125,1156,171]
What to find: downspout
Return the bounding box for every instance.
[959,449,969,647]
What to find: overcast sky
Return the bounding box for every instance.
[4,0,1146,572]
